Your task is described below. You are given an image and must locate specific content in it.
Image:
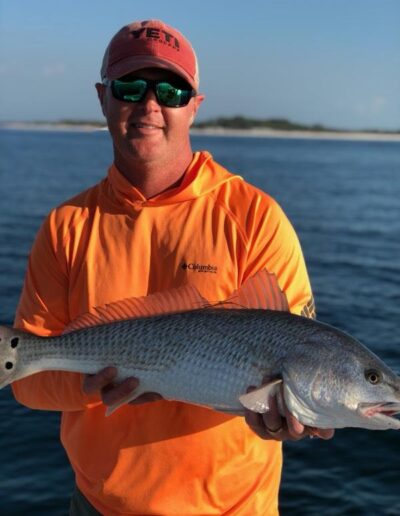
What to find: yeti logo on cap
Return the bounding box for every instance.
[130,27,180,50]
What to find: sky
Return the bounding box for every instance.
[0,0,399,130]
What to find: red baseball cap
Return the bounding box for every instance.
[101,20,199,91]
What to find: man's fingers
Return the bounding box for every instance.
[310,428,335,440]
[83,367,118,394]
[284,405,306,437]
[246,386,284,439]
[245,409,273,440]
[261,394,283,434]
[275,385,305,438]
[82,368,163,408]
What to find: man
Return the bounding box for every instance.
[12,19,333,515]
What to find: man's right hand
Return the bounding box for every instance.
[83,367,163,407]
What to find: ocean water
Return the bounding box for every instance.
[0,129,399,515]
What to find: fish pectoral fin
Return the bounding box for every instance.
[238,379,283,413]
[105,388,146,417]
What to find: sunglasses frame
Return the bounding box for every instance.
[103,77,196,108]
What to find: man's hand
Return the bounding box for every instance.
[244,385,334,441]
[83,367,163,407]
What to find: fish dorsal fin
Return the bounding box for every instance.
[217,269,289,310]
[63,285,210,333]
[63,269,288,333]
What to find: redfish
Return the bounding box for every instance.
[1,271,399,430]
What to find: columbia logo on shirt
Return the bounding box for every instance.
[181,262,218,274]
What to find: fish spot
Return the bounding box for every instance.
[11,337,19,348]
[5,362,13,370]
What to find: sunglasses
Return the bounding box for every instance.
[103,77,196,108]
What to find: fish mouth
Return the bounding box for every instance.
[358,402,400,428]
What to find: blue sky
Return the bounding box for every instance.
[0,0,399,129]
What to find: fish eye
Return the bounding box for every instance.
[365,369,381,385]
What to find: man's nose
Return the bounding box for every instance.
[140,88,160,110]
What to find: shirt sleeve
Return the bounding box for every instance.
[242,195,315,318]
[12,213,102,411]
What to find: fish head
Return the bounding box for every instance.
[281,326,400,430]
[338,353,400,430]
[0,325,25,389]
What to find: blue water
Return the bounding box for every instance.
[0,129,399,515]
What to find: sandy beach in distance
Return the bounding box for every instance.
[0,121,107,133]
[1,121,400,142]
[190,127,400,142]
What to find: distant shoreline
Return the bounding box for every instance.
[2,121,400,142]
[0,121,106,133]
[190,127,400,142]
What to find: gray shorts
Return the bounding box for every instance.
[69,485,102,516]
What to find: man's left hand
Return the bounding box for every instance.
[244,385,334,441]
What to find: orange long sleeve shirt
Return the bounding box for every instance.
[13,151,314,515]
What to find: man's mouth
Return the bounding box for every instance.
[131,123,162,130]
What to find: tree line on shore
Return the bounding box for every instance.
[193,116,399,134]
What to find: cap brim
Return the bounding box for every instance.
[104,56,197,90]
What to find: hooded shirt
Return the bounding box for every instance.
[13,151,315,515]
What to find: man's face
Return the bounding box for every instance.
[96,68,203,168]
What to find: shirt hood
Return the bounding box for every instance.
[106,151,242,208]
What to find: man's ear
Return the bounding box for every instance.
[189,94,205,126]
[95,83,107,117]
